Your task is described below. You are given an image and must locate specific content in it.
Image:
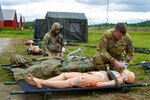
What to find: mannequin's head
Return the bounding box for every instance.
[32,46,41,53]
[122,69,135,83]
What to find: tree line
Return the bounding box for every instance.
[89,20,150,27]
[24,20,150,29]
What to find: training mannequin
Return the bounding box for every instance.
[26,40,42,54]
[26,69,135,88]
[25,40,35,46]
[28,44,42,54]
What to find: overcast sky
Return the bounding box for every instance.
[1,0,150,25]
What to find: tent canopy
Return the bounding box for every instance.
[45,12,87,20]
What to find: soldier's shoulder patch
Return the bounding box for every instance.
[103,37,108,45]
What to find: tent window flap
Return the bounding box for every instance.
[70,22,80,33]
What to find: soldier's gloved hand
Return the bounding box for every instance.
[119,61,128,68]
[48,53,52,58]
[112,59,123,68]
[57,52,64,58]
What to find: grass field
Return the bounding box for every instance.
[0,27,150,99]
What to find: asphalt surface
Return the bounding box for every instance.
[0,38,11,53]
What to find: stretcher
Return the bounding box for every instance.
[2,64,150,99]
[131,61,150,73]
[0,64,24,71]
[4,80,150,100]
[134,47,150,54]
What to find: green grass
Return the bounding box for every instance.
[0,28,33,39]
[130,32,150,49]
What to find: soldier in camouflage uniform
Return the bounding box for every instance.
[42,22,65,58]
[93,23,134,73]
[10,54,95,81]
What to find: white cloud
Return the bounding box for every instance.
[107,11,150,23]
[76,0,150,12]
[1,0,150,24]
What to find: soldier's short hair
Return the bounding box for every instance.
[115,23,126,35]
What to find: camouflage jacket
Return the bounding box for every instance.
[97,29,134,62]
[42,31,65,55]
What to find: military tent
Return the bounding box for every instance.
[34,19,48,42]
[34,12,88,43]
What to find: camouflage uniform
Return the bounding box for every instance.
[10,55,95,81]
[42,22,65,56]
[93,29,134,72]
